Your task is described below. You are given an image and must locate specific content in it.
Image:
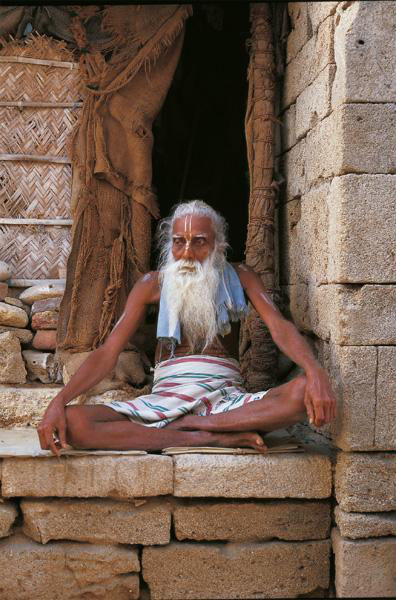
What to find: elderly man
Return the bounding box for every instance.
[38,200,336,455]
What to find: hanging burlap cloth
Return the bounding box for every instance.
[57,5,192,353]
[240,3,278,392]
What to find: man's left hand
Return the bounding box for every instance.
[304,368,337,427]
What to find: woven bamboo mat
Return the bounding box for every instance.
[0,162,72,219]
[0,107,79,157]
[0,35,83,103]
[0,223,71,279]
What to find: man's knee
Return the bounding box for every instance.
[290,374,307,415]
[65,405,90,448]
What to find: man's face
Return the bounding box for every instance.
[171,215,216,266]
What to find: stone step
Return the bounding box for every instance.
[0,427,332,500]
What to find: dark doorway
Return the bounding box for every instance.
[152,3,250,265]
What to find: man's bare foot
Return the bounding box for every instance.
[214,431,267,452]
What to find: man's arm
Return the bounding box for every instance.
[236,264,336,427]
[37,272,159,454]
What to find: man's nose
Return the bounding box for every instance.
[182,242,194,260]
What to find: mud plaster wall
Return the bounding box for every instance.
[278,2,396,597]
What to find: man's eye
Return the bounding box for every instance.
[173,239,184,246]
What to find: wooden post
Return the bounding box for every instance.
[240,3,278,392]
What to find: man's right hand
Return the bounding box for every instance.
[37,397,67,456]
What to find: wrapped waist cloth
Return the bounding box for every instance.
[109,354,269,428]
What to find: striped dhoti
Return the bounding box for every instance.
[109,354,269,428]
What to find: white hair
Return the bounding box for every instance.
[156,200,229,270]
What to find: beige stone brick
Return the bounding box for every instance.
[143,540,330,599]
[321,285,396,345]
[335,507,396,539]
[173,452,332,498]
[283,16,334,108]
[2,455,173,498]
[333,1,396,105]
[0,532,139,600]
[0,500,18,538]
[316,342,377,451]
[0,384,62,427]
[295,64,336,139]
[376,347,396,450]
[286,283,396,345]
[305,104,395,188]
[328,175,396,283]
[280,103,296,152]
[308,2,339,33]
[287,3,311,64]
[174,500,330,542]
[304,110,341,186]
[332,527,396,598]
[281,281,312,333]
[335,452,396,512]
[22,497,171,545]
[280,182,330,285]
[282,138,306,201]
[339,103,395,174]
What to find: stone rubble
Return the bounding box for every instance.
[0,281,8,301]
[0,326,33,344]
[62,349,147,394]
[0,301,29,328]
[4,296,30,315]
[22,350,62,384]
[31,296,62,315]
[0,332,27,384]
[31,310,59,331]
[0,266,66,389]
[32,329,57,351]
[0,260,11,281]
[19,283,65,305]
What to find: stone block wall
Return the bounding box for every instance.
[0,451,332,599]
[280,2,396,596]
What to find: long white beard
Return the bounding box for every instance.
[159,252,224,352]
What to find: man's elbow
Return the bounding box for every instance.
[92,343,119,374]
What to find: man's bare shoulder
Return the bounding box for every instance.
[232,263,260,288]
[132,271,160,304]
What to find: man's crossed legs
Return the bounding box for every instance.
[65,376,307,452]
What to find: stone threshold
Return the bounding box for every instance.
[0,428,332,500]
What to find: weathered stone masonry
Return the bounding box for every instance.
[0,451,332,599]
[279,2,396,597]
